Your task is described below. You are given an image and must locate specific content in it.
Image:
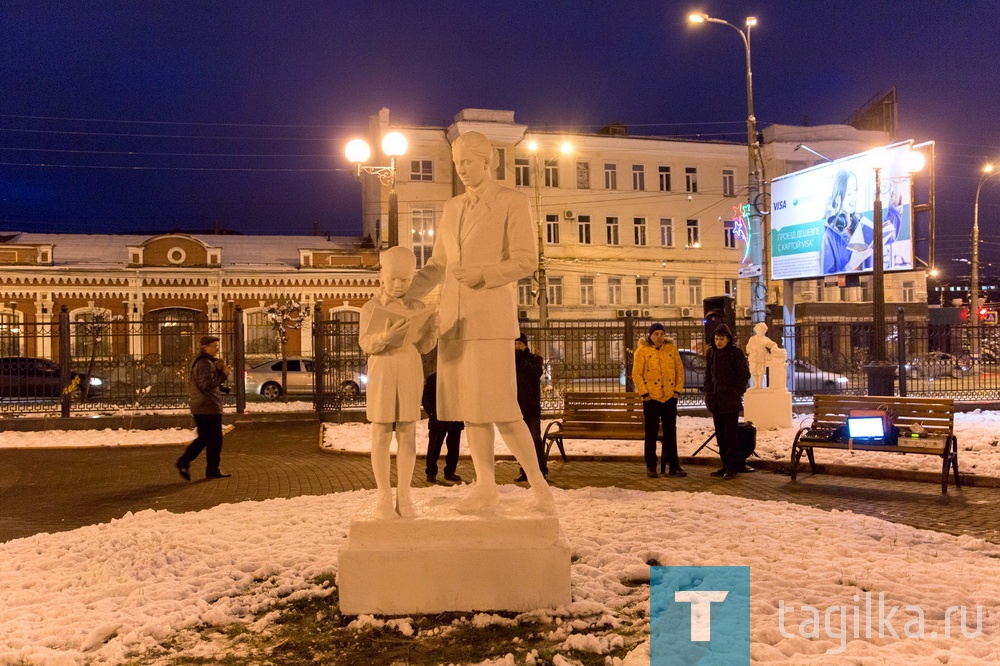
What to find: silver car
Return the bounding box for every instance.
[244,356,368,401]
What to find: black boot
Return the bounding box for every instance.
[646,467,659,478]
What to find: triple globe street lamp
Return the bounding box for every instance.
[345,132,408,248]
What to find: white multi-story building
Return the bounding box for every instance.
[356,107,929,326]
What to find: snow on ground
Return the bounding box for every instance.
[1,485,998,665]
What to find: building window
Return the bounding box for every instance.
[636,278,650,305]
[724,279,738,303]
[689,278,703,305]
[722,168,736,196]
[903,280,915,302]
[245,309,281,356]
[686,219,700,247]
[518,278,533,307]
[578,215,592,244]
[495,148,506,181]
[660,218,673,247]
[724,220,737,249]
[604,163,618,190]
[606,217,620,245]
[662,278,677,305]
[581,337,596,363]
[685,167,698,193]
[608,277,622,305]
[411,208,435,268]
[546,214,560,244]
[72,309,113,359]
[410,159,433,181]
[515,158,530,187]
[633,217,647,246]
[547,277,563,306]
[577,161,590,189]
[0,310,21,356]
[658,166,672,192]
[580,276,595,306]
[632,164,645,191]
[544,159,559,187]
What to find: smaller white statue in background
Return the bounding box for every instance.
[746,322,779,389]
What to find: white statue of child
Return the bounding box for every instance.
[746,322,779,389]
[359,246,438,519]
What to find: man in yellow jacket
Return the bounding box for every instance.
[632,322,686,478]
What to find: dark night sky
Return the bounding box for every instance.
[2,1,999,280]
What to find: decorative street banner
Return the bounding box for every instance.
[650,566,750,665]
[770,141,917,281]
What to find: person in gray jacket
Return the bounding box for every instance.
[176,336,231,480]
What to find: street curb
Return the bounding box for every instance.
[0,410,320,432]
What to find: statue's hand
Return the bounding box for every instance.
[453,266,485,288]
[384,318,410,346]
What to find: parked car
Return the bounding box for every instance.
[244,357,367,401]
[677,350,849,393]
[906,352,970,379]
[0,357,105,400]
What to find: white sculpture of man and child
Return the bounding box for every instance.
[745,322,787,390]
[359,131,555,520]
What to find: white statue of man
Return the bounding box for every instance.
[408,131,555,514]
[359,246,438,519]
[746,322,779,389]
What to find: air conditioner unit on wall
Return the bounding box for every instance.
[616,309,627,318]
[518,310,529,320]
[642,309,651,317]
[738,305,750,318]
[563,210,576,220]
[800,291,816,302]
[680,307,695,318]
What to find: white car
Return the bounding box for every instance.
[244,356,367,401]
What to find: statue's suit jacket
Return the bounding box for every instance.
[409,180,537,341]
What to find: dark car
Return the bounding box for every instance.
[678,349,849,392]
[0,357,105,400]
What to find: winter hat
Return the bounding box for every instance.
[200,335,220,346]
[515,332,529,345]
[712,324,734,342]
[647,322,666,341]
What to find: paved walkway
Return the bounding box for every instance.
[2,418,998,544]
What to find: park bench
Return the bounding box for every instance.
[543,392,645,461]
[791,394,960,494]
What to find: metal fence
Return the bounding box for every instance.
[0,306,244,416]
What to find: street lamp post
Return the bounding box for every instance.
[866,149,925,396]
[345,132,408,248]
[972,163,997,329]
[528,140,572,327]
[689,13,765,325]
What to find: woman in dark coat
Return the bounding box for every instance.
[704,324,751,479]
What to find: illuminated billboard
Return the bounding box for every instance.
[770,142,916,281]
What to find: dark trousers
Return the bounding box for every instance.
[179,413,223,474]
[713,412,741,471]
[426,428,461,477]
[642,398,679,472]
[518,415,547,475]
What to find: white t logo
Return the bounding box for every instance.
[674,590,729,641]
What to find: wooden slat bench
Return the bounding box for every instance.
[791,395,961,494]
[543,392,645,461]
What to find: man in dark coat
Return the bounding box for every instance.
[514,333,547,482]
[422,372,464,484]
[176,335,231,480]
[704,324,751,479]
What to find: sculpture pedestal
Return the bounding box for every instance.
[338,495,572,615]
[744,388,793,429]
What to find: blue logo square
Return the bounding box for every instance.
[650,566,750,665]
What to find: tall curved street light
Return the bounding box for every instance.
[972,163,997,326]
[689,13,765,324]
[345,131,408,248]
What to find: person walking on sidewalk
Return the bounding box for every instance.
[176,336,231,480]
[632,323,686,478]
[514,333,547,483]
[422,372,464,484]
[704,324,752,480]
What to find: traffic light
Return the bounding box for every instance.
[703,295,736,343]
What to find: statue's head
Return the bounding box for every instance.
[452,131,496,190]
[380,246,417,298]
[753,322,768,335]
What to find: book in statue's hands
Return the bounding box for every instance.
[367,304,435,345]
